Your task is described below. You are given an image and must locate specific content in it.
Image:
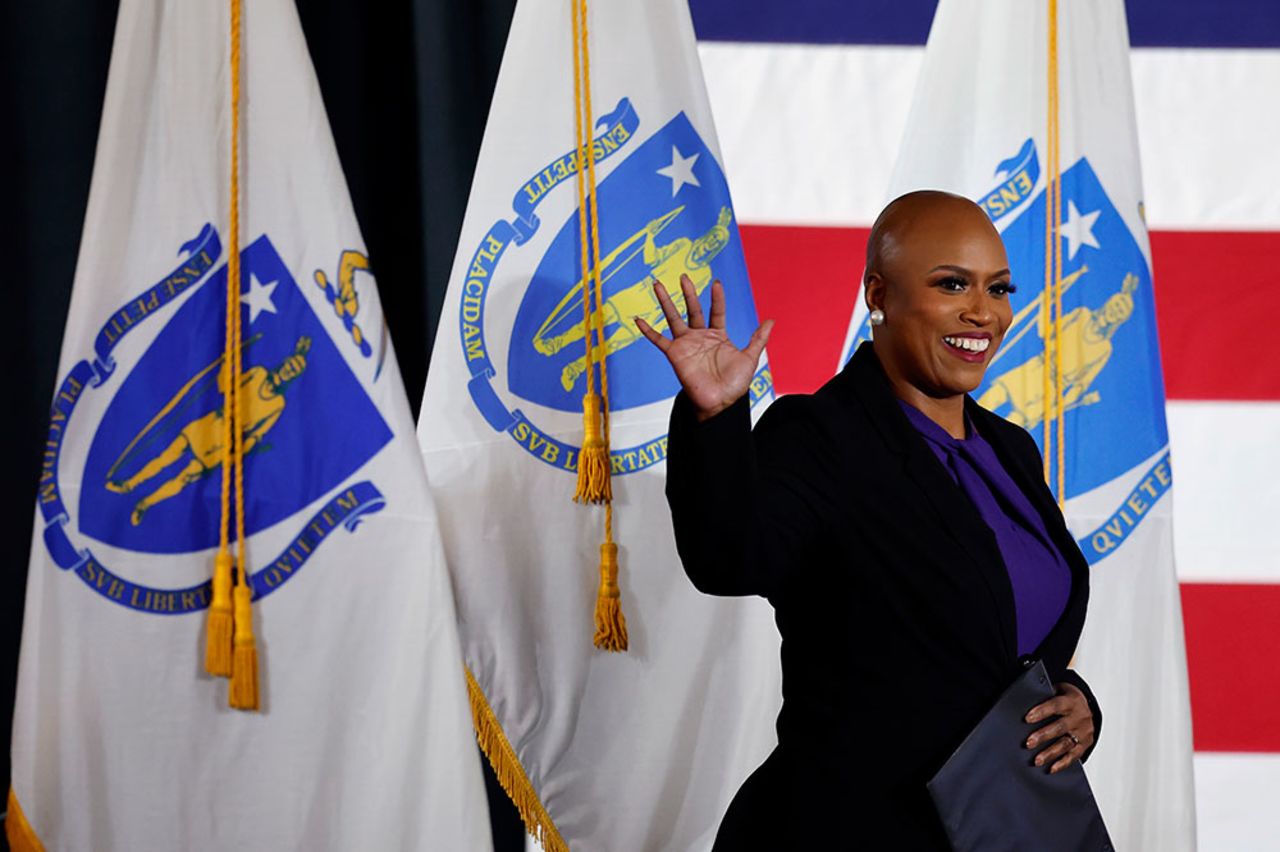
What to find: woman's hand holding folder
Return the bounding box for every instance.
[1025,682,1097,773]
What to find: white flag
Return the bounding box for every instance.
[839,1,1196,848]
[416,0,781,848]
[7,1,490,849]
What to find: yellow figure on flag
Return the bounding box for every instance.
[314,250,370,349]
[106,337,312,524]
[979,272,1138,427]
[533,206,734,390]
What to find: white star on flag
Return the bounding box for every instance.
[1060,199,1102,260]
[656,145,700,197]
[243,271,279,323]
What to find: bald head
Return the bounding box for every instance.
[859,189,1013,407]
[865,190,997,285]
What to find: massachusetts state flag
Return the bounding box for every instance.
[6,1,490,849]
[416,0,780,848]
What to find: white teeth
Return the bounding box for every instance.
[944,336,990,353]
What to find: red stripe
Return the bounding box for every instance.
[1181,582,1280,752]
[741,224,1280,400]
[1150,230,1280,400]
[740,224,867,393]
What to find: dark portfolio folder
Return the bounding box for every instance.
[928,659,1115,852]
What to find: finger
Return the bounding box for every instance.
[743,319,775,363]
[1033,736,1073,768]
[709,280,727,330]
[1026,718,1067,750]
[681,274,705,329]
[651,279,688,336]
[634,317,671,353]
[1049,744,1084,774]
[1025,696,1073,724]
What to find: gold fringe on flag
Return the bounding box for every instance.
[5,787,47,852]
[466,669,568,852]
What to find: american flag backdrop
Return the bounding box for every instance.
[688,0,1280,848]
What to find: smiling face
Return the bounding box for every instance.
[864,191,1014,400]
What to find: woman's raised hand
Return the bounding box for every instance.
[635,274,773,422]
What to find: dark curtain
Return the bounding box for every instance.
[2,1,522,849]
[1,2,123,849]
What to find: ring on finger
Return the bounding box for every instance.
[1066,731,1080,746]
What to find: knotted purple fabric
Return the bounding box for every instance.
[899,401,1072,656]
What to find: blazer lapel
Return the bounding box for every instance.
[843,345,1019,661]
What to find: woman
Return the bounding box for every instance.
[636,191,1102,850]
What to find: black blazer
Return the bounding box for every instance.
[665,342,1101,850]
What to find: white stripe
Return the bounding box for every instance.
[1168,401,1280,582]
[1194,754,1280,852]
[1133,49,1280,230]
[700,42,920,226]
[700,43,1280,229]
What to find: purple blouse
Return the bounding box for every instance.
[899,401,1072,656]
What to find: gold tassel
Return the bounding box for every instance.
[574,392,612,503]
[204,550,234,677]
[228,583,259,710]
[592,542,627,652]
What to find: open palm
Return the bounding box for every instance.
[636,274,773,421]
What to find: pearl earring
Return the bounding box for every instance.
[869,309,885,327]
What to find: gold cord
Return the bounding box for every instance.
[1043,0,1066,506]
[571,0,626,651]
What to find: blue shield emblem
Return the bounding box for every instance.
[458,99,772,477]
[38,226,392,613]
[509,111,758,413]
[80,235,391,553]
[978,156,1167,496]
